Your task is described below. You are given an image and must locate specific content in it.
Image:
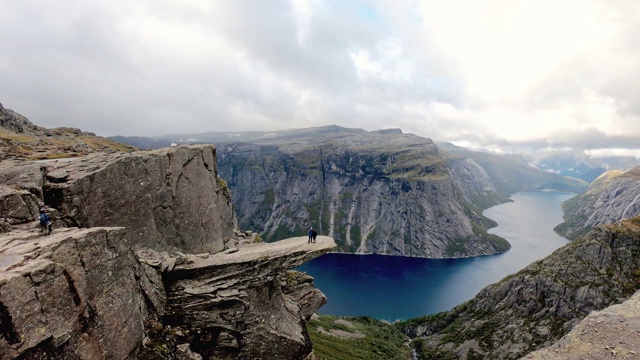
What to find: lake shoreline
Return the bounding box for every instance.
[297,191,575,321]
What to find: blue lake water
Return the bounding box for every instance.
[295,191,574,321]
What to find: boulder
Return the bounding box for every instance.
[0,186,40,230]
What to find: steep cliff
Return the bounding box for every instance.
[1,145,236,253]
[398,216,640,360]
[42,145,236,254]
[218,127,510,258]
[555,166,640,240]
[0,141,336,359]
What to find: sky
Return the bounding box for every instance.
[1,0,640,156]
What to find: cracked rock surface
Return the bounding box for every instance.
[524,289,640,360]
[0,227,157,359]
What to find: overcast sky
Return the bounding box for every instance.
[1,0,639,155]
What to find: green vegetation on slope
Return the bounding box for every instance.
[395,216,640,359]
[307,315,411,360]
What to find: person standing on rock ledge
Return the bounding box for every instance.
[308,227,314,244]
[312,228,317,243]
[39,208,52,236]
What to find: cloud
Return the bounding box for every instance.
[0,0,639,156]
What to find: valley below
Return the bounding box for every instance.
[298,190,574,321]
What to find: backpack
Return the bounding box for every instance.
[39,213,50,225]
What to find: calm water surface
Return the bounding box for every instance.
[296,191,574,321]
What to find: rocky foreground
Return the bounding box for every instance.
[525,288,640,359]
[0,144,336,359]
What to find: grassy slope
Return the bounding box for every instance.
[307,315,412,360]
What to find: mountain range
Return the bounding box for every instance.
[112,126,586,258]
[5,102,640,359]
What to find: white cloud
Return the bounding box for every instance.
[0,0,638,155]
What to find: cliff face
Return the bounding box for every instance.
[0,143,335,359]
[159,236,334,359]
[555,166,640,240]
[398,216,640,360]
[218,128,510,258]
[1,145,236,253]
[41,145,236,254]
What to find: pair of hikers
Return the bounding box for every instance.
[308,227,317,244]
[39,208,53,236]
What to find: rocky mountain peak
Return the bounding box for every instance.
[0,102,135,160]
[0,103,38,133]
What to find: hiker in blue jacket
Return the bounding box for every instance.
[308,227,314,244]
[39,208,52,236]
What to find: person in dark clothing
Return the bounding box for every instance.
[39,208,52,236]
[312,228,317,243]
[308,227,314,244]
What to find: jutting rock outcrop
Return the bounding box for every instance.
[398,216,640,360]
[0,141,336,359]
[555,166,640,240]
[158,236,334,359]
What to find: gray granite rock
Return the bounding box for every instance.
[0,227,154,359]
[1,145,237,254]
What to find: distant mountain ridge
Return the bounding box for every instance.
[437,142,589,195]
[216,127,511,258]
[525,150,640,183]
[213,126,586,258]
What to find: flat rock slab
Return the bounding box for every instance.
[0,227,125,272]
[177,235,336,270]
